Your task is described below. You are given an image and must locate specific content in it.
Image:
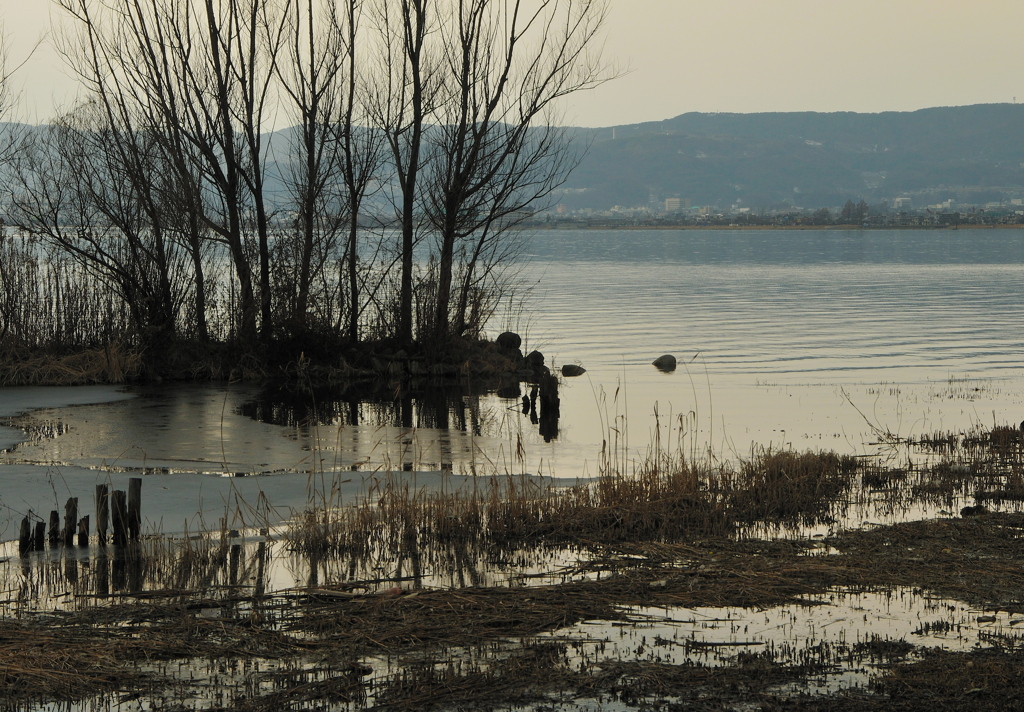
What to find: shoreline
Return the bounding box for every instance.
[534,222,1023,231]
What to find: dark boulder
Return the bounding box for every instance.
[652,354,677,372]
[496,331,522,350]
[561,364,586,377]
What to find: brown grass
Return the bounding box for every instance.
[286,448,859,561]
[0,342,142,386]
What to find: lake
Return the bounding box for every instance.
[524,228,1024,466]
[2,227,1024,534]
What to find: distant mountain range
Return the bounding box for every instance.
[558,104,1024,212]
[8,103,1022,217]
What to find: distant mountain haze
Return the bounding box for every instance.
[6,103,1021,216]
[559,104,1024,211]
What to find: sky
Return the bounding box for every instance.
[4,0,1024,127]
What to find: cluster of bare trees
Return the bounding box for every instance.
[1,0,608,355]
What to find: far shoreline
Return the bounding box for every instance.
[535,222,1024,231]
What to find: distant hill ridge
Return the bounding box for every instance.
[562,103,1024,211]
[6,104,1021,215]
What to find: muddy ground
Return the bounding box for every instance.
[2,509,1023,711]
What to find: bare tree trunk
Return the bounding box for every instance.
[424,0,611,343]
[279,0,349,336]
[339,0,384,344]
[373,0,433,347]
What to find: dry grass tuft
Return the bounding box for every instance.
[285,448,860,564]
[0,342,142,386]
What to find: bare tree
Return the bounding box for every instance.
[8,102,190,345]
[335,0,386,342]
[24,0,611,360]
[424,0,609,340]
[275,0,347,334]
[369,0,441,347]
[59,0,293,342]
[275,0,384,342]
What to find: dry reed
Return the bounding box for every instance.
[285,448,860,561]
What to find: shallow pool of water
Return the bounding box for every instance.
[543,586,1021,694]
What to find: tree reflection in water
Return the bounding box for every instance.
[240,376,560,473]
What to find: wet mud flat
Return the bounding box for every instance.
[2,513,1024,711]
[3,426,1024,710]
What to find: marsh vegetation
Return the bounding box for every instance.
[3,416,1024,711]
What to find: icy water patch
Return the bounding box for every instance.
[0,382,586,537]
[0,385,134,418]
[0,385,133,452]
[0,382,588,481]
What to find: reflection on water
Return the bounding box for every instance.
[0,527,589,615]
[0,378,573,480]
[240,377,563,473]
[543,586,1017,694]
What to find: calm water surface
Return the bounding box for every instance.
[523,228,1024,463]
[3,228,1024,532]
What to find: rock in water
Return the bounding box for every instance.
[561,364,586,377]
[496,331,522,350]
[652,354,677,372]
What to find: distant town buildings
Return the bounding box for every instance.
[529,193,1024,229]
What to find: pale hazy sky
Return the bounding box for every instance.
[5,1,1024,126]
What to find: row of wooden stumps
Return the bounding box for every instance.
[18,478,142,556]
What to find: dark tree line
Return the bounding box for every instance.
[840,199,870,224]
[0,0,608,358]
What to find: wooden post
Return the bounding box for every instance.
[64,556,78,585]
[128,478,142,541]
[111,490,128,546]
[96,484,109,545]
[538,373,561,442]
[96,550,109,597]
[127,543,142,592]
[48,511,60,545]
[18,517,30,556]
[33,521,45,551]
[78,516,89,547]
[229,544,241,586]
[255,541,267,598]
[63,497,78,547]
